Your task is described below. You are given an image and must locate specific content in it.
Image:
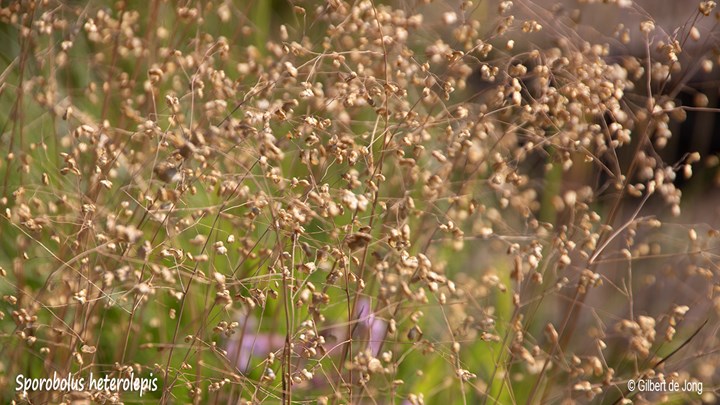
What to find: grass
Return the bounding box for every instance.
[0,0,719,404]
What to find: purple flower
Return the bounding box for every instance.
[354,297,388,357]
[225,315,284,372]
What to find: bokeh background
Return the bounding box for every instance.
[1,0,719,403]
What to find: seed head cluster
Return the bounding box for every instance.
[0,0,719,403]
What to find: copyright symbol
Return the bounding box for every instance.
[627,379,636,392]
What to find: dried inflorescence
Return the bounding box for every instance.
[0,0,719,403]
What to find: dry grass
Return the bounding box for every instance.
[0,0,719,403]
